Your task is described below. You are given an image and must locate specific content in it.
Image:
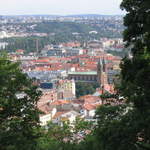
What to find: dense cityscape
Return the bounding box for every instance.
[0,15,125,127]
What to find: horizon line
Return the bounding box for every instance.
[1,13,125,17]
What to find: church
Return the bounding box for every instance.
[68,57,108,88]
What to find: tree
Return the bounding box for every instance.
[36,118,94,150]
[119,0,150,147]
[76,82,99,97]
[86,1,150,150]
[0,55,41,150]
[95,104,141,150]
[120,0,150,107]
[36,121,72,150]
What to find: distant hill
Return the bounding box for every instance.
[33,20,123,35]
[34,22,94,34]
[2,19,124,53]
[64,14,123,17]
[1,14,124,18]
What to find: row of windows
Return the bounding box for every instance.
[69,75,97,81]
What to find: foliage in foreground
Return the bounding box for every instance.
[0,55,41,150]
[91,0,150,150]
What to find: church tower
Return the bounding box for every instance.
[97,58,102,86]
[97,57,107,90]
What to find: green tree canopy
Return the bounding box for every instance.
[85,1,150,150]
[0,55,41,150]
[119,0,150,148]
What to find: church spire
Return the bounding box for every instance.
[97,57,107,90]
[97,58,103,87]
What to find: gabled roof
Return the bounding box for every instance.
[83,104,96,111]
[51,100,71,106]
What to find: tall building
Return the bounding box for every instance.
[56,79,76,100]
[97,58,108,90]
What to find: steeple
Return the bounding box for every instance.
[97,58,103,86]
[97,57,107,90]
[102,57,106,72]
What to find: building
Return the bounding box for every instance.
[68,71,98,83]
[97,58,108,87]
[37,90,58,108]
[52,110,80,125]
[57,79,75,95]
[56,79,76,100]
[26,70,67,82]
[87,40,102,49]
[39,107,57,126]
[83,104,96,118]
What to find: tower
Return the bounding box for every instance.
[97,57,107,90]
[97,58,102,86]
[36,39,39,56]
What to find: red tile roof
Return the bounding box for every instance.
[83,104,96,111]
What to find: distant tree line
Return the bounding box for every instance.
[106,48,129,58]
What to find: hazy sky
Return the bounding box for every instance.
[0,0,124,15]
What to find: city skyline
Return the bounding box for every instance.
[0,0,124,15]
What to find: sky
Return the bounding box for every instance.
[0,0,124,15]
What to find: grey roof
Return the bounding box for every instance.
[68,71,97,75]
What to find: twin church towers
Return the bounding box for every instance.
[97,57,108,91]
